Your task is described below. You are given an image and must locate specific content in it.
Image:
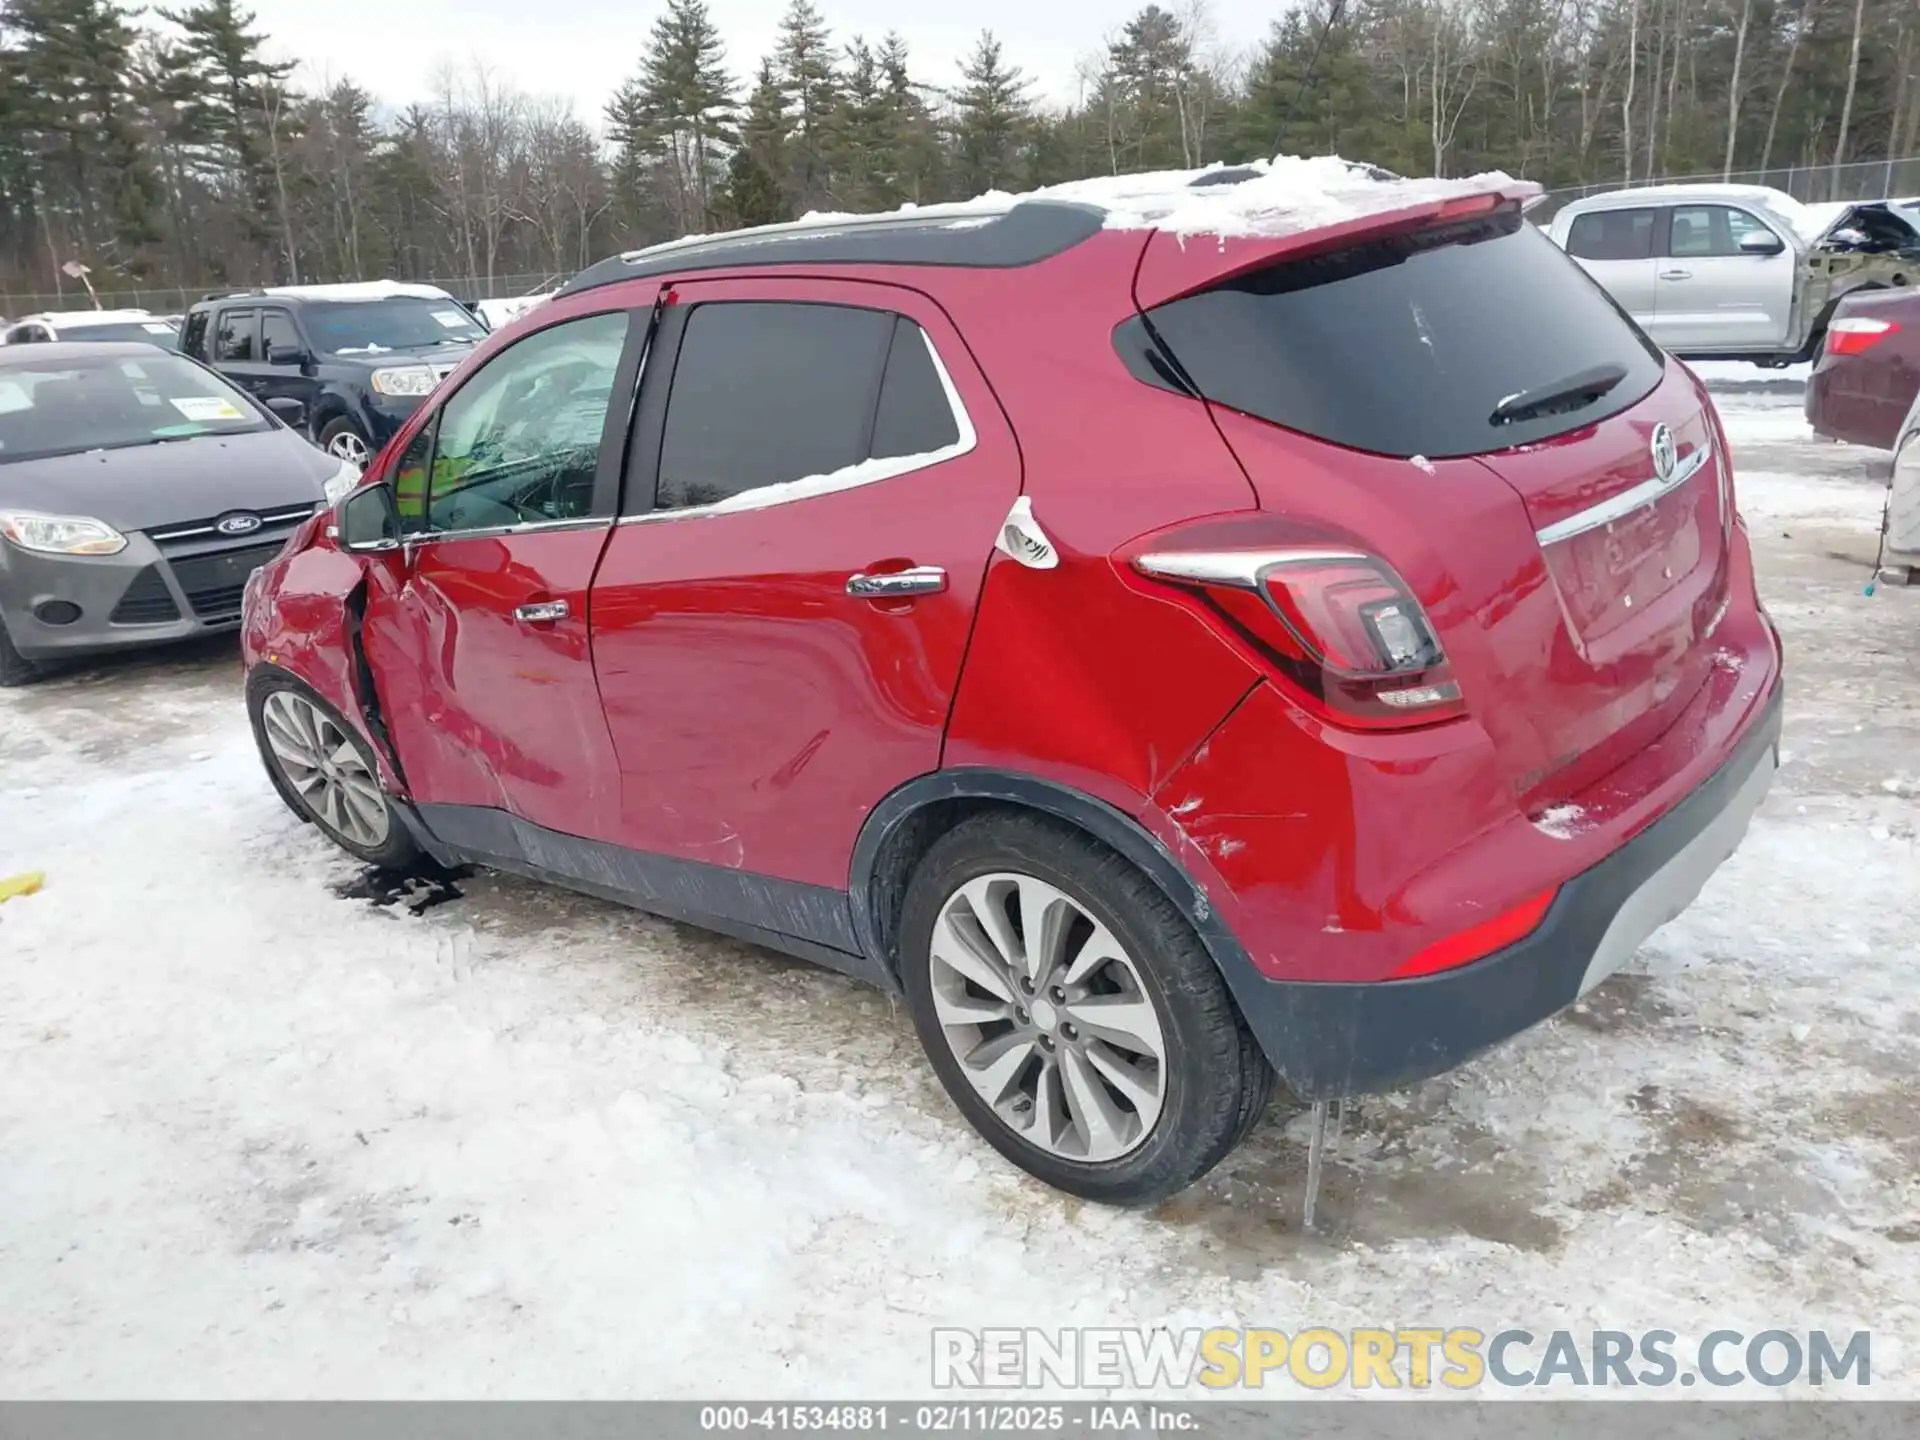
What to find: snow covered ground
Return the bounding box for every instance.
[3,388,1918,1399]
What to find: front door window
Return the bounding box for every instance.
[399,311,627,535]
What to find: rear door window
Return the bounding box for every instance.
[652,302,892,511]
[1128,209,1666,459]
[1566,208,1656,260]
[214,309,258,362]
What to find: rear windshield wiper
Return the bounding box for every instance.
[1488,363,1629,427]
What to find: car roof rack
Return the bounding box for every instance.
[198,288,267,302]
[556,199,1107,299]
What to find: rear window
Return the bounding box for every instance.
[53,321,180,350]
[1128,210,1665,460]
[1566,207,1656,260]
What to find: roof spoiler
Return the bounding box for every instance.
[1132,181,1539,311]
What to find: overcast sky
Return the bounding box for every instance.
[239,1,1297,119]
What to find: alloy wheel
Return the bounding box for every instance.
[327,431,371,466]
[928,871,1169,1162]
[261,690,390,848]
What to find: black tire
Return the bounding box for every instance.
[899,812,1274,1206]
[247,669,419,869]
[316,415,374,467]
[0,616,44,688]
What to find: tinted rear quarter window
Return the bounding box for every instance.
[1134,210,1665,459]
[871,318,961,460]
[655,302,894,511]
[1566,208,1656,260]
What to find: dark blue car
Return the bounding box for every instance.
[180,283,487,466]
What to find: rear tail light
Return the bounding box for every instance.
[1133,548,1465,728]
[1826,316,1899,357]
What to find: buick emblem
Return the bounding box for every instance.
[1650,423,1678,483]
[216,512,263,536]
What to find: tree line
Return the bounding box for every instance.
[2,0,1916,305]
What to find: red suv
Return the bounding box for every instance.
[241,171,1783,1205]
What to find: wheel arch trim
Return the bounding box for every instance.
[848,768,1255,993]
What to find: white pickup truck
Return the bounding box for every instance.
[1545,183,1920,365]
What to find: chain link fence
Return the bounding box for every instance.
[0,271,565,322]
[1531,155,1920,225]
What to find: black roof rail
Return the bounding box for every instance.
[557,199,1107,299]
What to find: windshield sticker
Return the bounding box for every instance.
[0,381,29,414]
[119,361,149,378]
[142,322,176,334]
[169,395,246,422]
[431,310,470,329]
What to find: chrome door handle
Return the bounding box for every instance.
[1658,269,1693,280]
[513,599,570,623]
[846,566,947,598]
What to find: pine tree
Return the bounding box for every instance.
[157,0,297,277]
[835,37,898,209]
[610,0,735,236]
[774,0,842,210]
[1104,5,1198,172]
[952,31,1031,197]
[717,58,793,227]
[877,32,943,203]
[6,0,162,282]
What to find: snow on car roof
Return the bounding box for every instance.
[261,281,457,303]
[20,308,162,328]
[990,154,1520,239]
[614,154,1520,266]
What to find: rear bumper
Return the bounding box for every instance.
[1804,356,1905,450]
[1231,680,1782,1099]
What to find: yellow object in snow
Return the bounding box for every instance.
[0,872,44,904]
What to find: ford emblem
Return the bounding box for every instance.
[216,512,263,536]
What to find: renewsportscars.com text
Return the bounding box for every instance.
[931,1327,1871,1391]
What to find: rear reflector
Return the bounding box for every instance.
[1391,888,1559,979]
[1826,316,1899,357]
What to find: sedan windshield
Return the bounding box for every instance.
[303,298,485,355]
[0,352,269,464]
[54,321,181,349]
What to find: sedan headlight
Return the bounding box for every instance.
[0,510,128,556]
[322,457,362,505]
[369,365,439,398]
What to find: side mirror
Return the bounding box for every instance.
[1738,229,1787,256]
[265,341,310,368]
[339,482,400,553]
[265,395,306,426]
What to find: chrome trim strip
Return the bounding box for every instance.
[402,516,611,547]
[1134,548,1369,588]
[1535,441,1714,547]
